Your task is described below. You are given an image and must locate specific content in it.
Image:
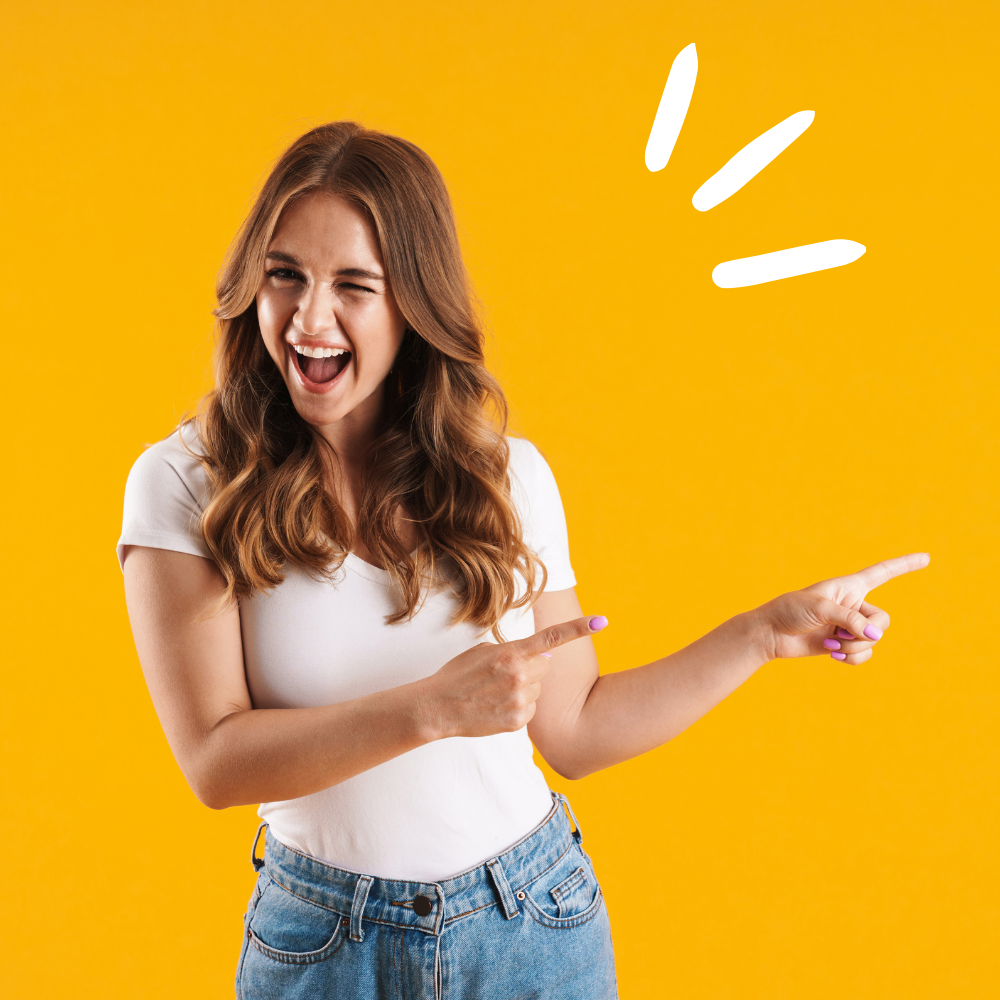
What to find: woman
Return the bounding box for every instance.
[119,122,927,999]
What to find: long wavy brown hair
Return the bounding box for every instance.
[192,121,544,635]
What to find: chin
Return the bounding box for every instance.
[289,391,355,428]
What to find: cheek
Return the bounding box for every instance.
[353,310,405,373]
[256,293,289,355]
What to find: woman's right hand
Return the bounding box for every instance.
[418,615,608,739]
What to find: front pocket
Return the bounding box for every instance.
[247,882,346,965]
[522,883,604,930]
[522,846,605,929]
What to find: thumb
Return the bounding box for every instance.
[813,596,880,641]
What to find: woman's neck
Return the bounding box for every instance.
[315,383,385,466]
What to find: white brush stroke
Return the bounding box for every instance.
[712,240,866,287]
[693,110,815,211]
[644,43,698,172]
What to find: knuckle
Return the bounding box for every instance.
[495,649,519,671]
[542,627,561,649]
[808,594,829,616]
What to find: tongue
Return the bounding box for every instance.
[300,354,347,383]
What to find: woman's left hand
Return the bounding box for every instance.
[754,552,930,664]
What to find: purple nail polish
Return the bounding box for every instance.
[863,625,883,641]
[540,652,552,659]
[823,638,841,651]
[589,616,608,632]
[830,651,847,661]
[836,628,856,640]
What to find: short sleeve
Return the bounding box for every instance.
[507,438,577,592]
[117,426,212,569]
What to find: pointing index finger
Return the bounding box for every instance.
[516,616,608,658]
[853,552,930,592]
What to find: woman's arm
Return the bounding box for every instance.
[124,546,440,808]
[124,546,597,808]
[528,554,929,780]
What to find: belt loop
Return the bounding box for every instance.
[432,884,447,937]
[486,857,521,919]
[558,794,584,845]
[350,874,374,942]
[250,822,267,872]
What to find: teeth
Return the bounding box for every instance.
[292,344,348,358]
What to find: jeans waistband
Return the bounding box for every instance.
[252,792,582,939]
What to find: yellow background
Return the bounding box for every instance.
[2,1,997,997]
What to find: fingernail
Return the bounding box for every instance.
[589,616,608,632]
[863,625,883,641]
[823,638,841,651]
[830,651,847,661]
[540,652,552,659]
[836,628,856,640]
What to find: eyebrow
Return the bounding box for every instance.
[265,250,385,282]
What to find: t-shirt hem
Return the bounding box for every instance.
[116,530,211,570]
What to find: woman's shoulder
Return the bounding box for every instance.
[505,436,576,588]
[124,422,209,508]
[505,436,561,513]
[506,435,546,478]
[119,422,211,565]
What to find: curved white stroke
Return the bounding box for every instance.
[712,240,866,288]
[644,43,698,172]
[693,110,815,211]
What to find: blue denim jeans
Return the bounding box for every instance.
[235,793,617,999]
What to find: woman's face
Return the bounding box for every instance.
[257,191,406,437]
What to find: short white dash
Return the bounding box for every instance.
[693,110,815,211]
[712,240,866,287]
[644,43,698,172]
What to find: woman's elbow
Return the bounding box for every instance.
[188,774,234,810]
[181,756,239,810]
[541,751,596,782]
[176,724,245,810]
[197,789,234,811]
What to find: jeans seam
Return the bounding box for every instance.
[247,923,345,965]
[443,900,497,924]
[522,886,605,929]
[235,925,250,999]
[395,926,405,1000]
[266,869,346,918]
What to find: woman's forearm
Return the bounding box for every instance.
[547,611,770,779]
[534,555,927,780]
[186,681,437,809]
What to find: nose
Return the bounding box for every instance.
[294,282,338,338]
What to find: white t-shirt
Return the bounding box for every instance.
[118,427,576,881]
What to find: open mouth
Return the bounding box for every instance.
[291,344,352,385]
